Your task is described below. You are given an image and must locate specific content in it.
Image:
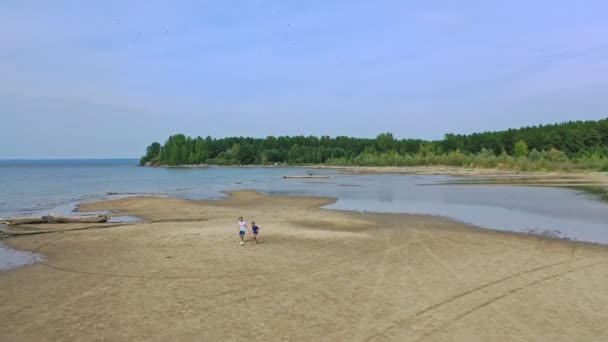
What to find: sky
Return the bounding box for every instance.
[1,1,608,158]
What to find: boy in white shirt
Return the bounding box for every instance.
[237,217,248,246]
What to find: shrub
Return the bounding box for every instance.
[545,148,568,162]
[529,148,541,162]
[514,140,529,158]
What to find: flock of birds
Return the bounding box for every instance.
[115,19,169,44]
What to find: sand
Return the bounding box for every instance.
[317,165,608,185]
[1,191,608,341]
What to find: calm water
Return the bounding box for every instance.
[1,159,608,270]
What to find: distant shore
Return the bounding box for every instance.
[145,162,607,175]
[145,163,608,186]
[2,191,608,341]
[139,163,608,205]
[317,164,608,180]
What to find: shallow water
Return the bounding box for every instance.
[1,159,608,271]
[107,215,143,223]
[0,241,45,271]
[254,174,608,243]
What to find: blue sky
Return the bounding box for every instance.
[1,1,607,158]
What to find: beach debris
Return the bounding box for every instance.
[0,214,109,226]
[0,217,47,225]
[0,228,11,239]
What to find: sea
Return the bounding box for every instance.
[1,159,608,271]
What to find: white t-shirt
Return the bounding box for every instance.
[238,221,247,231]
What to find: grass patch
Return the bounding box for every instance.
[573,186,608,202]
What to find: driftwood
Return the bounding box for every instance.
[283,176,330,179]
[0,217,47,225]
[48,214,108,224]
[0,214,108,226]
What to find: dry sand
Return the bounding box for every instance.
[1,191,608,341]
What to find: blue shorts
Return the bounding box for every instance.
[239,231,246,236]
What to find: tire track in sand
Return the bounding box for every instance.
[413,258,608,342]
[365,256,608,341]
[354,230,427,339]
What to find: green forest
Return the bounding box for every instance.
[140,118,608,171]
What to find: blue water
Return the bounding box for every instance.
[1,159,608,271]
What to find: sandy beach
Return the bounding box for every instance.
[1,190,608,341]
[316,165,608,185]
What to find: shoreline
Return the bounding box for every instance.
[146,162,608,175]
[1,164,606,247]
[7,189,608,255]
[2,165,607,243]
[2,191,608,341]
[320,165,608,201]
[145,163,608,184]
[3,189,606,248]
[314,164,608,179]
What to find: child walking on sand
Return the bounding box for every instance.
[237,217,248,246]
[251,221,260,245]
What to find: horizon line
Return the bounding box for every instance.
[0,158,139,161]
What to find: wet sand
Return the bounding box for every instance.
[317,165,608,184]
[2,191,608,341]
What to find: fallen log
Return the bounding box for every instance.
[1,217,48,226]
[48,214,109,224]
[1,214,109,226]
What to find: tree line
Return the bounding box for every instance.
[140,118,608,171]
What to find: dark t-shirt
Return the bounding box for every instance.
[252,225,259,234]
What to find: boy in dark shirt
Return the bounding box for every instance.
[251,221,261,245]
